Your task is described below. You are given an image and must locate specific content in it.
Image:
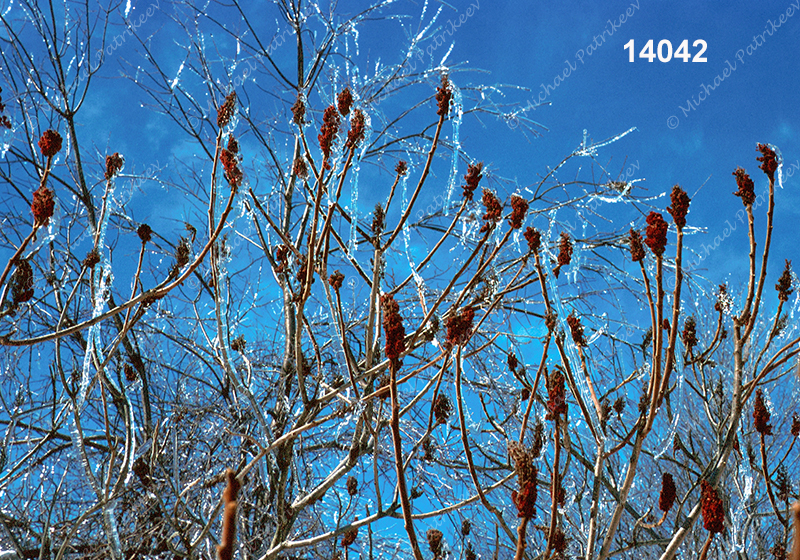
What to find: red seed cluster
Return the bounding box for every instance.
[524,226,541,253]
[318,105,340,167]
[328,270,344,291]
[435,75,452,117]
[124,363,138,382]
[105,152,124,180]
[230,335,246,353]
[291,95,305,125]
[715,284,727,312]
[445,306,475,347]
[507,352,519,373]
[659,473,676,512]
[531,421,544,458]
[11,258,34,304]
[292,157,308,180]
[220,136,243,189]
[775,259,793,302]
[508,441,536,486]
[82,249,100,268]
[372,204,385,237]
[508,441,538,519]
[700,481,724,534]
[508,195,529,229]
[275,245,289,273]
[566,311,586,346]
[558,232,573,268]
[551,529,567,554]
[511,472,538,519]
[791,413,800,437]
[480,189,502,233]
[345,109,365,150]
[667,185,690,230]
[295,255,314,291]
[553,232,573,278]
[38,129,62,158]
[137,224,152,244]
[0,87,11,129]
[337,87,353,116]
[546,368,567,420]
[217,92,237,128]
[395,160,408,176]
[426,528,444,559]
[462,162,483,201]
[346,476,358,496]
[645,212,668,257]
[31,185,55,227]
[682,316,698,351]
[341,525,358,547]
[732,167,755,206]
[753,389,773,436]
[545,312,557,333]
[772,543,787,560]
[757,143,779,180]
[381,294,406,366]
[629,228,645,262]
[433,393,452,425]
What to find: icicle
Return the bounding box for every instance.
[773,143,785,189]
[729,462,753,552]
[68,416,100,497]
[400,173,423,288]
[566,217,586,284]
[124,0,131,17]
[103,500,123,559]
[351,21,360,58]
[574,127,638,157]
[653,373,684,460]
[348,164,359,254]
[443,78,462,215]
[76,177,116,409]
[417,0,431,37]
[439,42,454,67]
[171,60,185,90]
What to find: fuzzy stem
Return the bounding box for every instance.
[543,416,562,560]
[514,517,529,560]
[791,502,800,560]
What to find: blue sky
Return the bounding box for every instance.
[411,0,800,284]
[11,0,795,294]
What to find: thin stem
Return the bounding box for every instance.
[697,533,713,560]
[760,433,786,526]
[543,416,562,559]
[389,360,423,560]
